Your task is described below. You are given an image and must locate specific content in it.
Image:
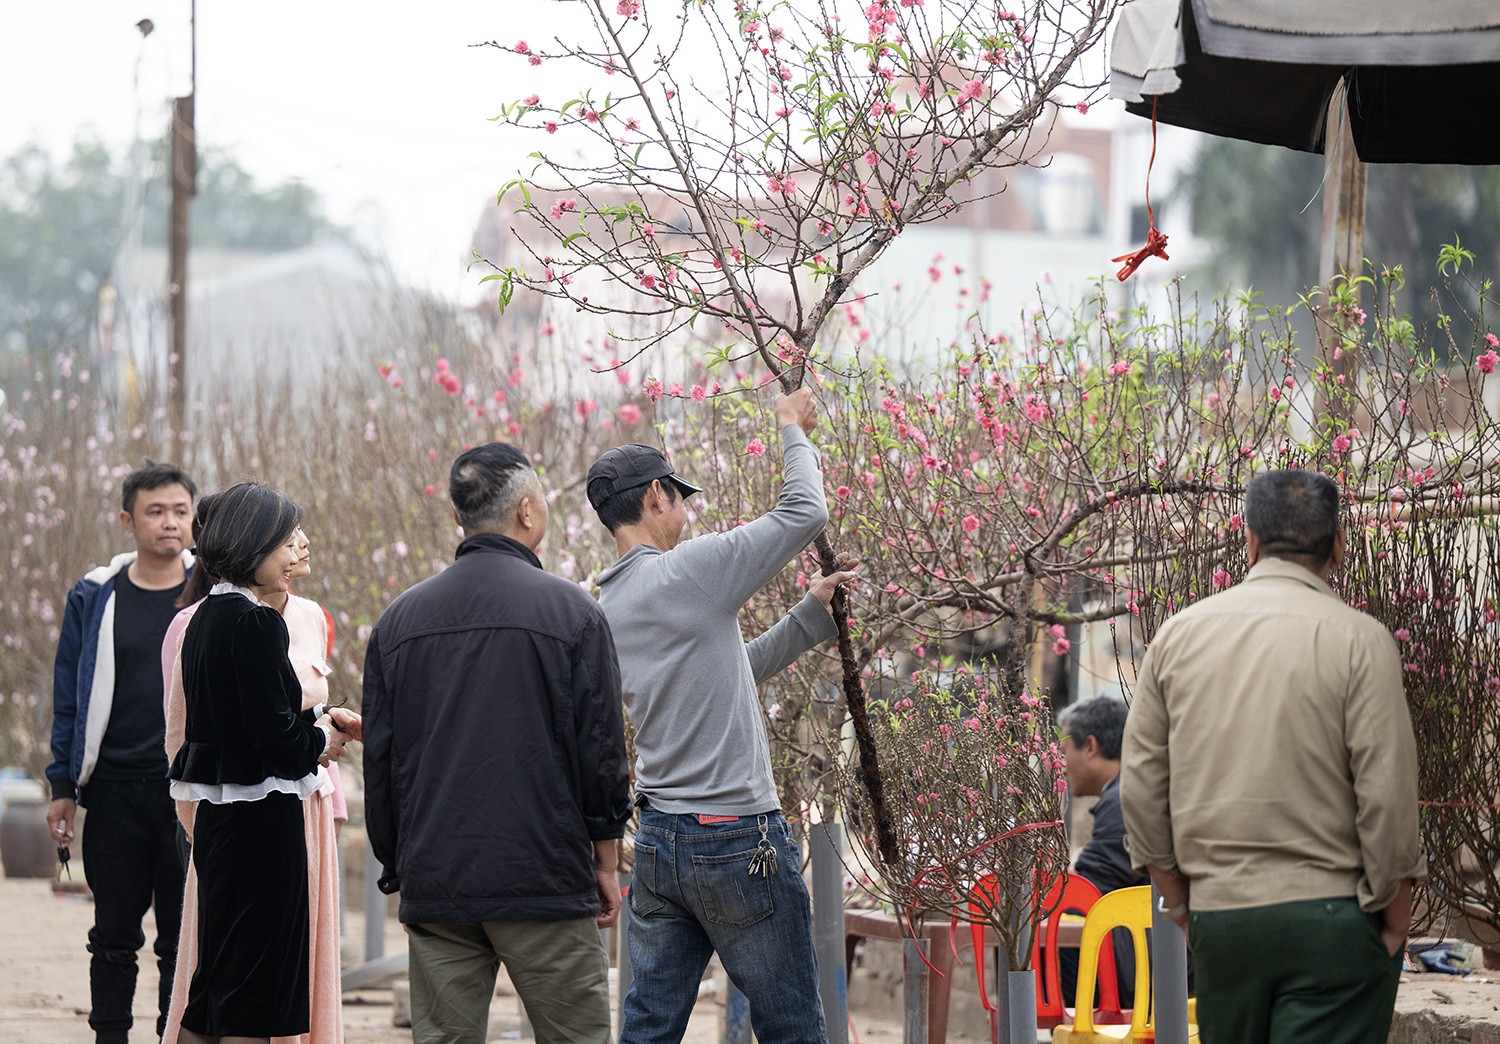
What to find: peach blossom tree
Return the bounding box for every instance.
[475,0,1119,906]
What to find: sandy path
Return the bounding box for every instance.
[0,877,851,1044]
[5,875,1495,1043]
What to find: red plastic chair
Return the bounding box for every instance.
[967,873,1125,1030]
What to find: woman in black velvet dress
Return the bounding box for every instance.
[168,483,355,1044]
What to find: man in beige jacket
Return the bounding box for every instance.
[1120,469,1424,1044]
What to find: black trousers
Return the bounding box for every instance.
[80,776,186,1044]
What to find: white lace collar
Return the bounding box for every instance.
[210,581,264,605]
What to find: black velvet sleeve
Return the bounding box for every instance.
[231,605,326,780]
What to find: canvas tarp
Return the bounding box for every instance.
[1109,0,1500,162]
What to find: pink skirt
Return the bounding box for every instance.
[164,787,344,1044]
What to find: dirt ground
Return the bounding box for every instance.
[4,875,1498,1044]
[0,876,892,1044]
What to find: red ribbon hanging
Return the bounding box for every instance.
[897,820,1067,977]
[1112,95,1170,281]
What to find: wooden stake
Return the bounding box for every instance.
[1316,80,1367,425]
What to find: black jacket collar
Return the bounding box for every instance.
[455,532,542,569]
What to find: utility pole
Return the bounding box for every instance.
[168,0,197,454]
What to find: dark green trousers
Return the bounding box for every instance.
[1189,897,1402,1044]
[407,918,612,1044]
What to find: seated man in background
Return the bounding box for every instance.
[1056,696,1147,1002]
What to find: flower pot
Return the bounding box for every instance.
[0,779,58,879]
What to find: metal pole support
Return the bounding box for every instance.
[903,937,930,1044]
[1005,971,1036,1044]
[363,837,384,963]
[992,945,1008,1044]
[722,980,752,1044]
[1151,883,1191,1044]
[810,821,849,1044]
[617,868,633,1035]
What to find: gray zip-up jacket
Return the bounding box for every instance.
[596,425,837,815]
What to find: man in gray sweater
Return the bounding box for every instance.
[588,387,854,1044]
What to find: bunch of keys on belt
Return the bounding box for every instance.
[745,815,778,877]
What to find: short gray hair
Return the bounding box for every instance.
[479,466,537,531]
[1057,697,1128,761]
[1244,469,1340,564]
[449,442,538,532]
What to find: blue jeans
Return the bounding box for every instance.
[621,808,827,1044]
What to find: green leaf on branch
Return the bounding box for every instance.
[496,179,532,209]
[1438,237,1476,277]
[479,268,518,316]
[817,92,851,118]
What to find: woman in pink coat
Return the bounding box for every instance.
[162,515,352,1044]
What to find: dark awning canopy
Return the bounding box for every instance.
[1109,0,1500,163]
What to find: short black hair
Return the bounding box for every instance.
[122,460,197,515]
[449,443,536,531]
[1244,469,1340,566]
[194,483,304,589]
[1056,697,1128,761]
[596,476,677,534]
[177,491,221,608]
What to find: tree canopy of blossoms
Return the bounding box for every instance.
[479,0,1117,871]
[484,0,1112,373]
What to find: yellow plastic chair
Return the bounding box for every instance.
[1052,886,1199,1043]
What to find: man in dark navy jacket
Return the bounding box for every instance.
[46,461,196,1044]
[363,442,631,1044]
[1057,697,1148,1002]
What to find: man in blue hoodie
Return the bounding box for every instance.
[46,461,196,1044]
[588,388,855,1044]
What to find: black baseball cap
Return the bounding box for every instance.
[586,444,704,510]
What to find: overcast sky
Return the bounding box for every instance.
[0,1,615,301]
[2,1,1125,304]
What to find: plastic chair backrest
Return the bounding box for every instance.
[967,874,1005,1016]
[1032,875,1124,1025]
[1070,886,1153,1036]
[966,873,1122,1026]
